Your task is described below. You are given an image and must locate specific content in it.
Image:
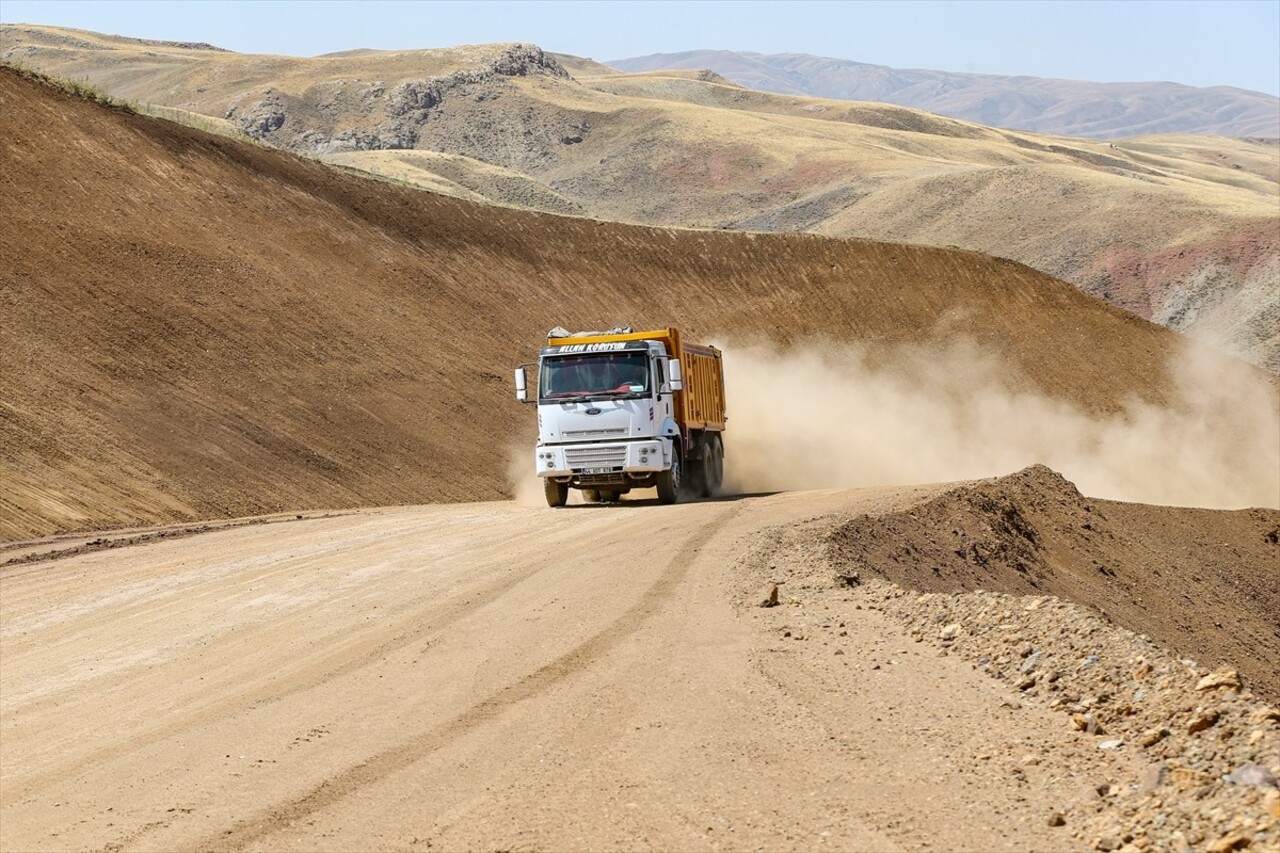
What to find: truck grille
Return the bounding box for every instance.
[565,445,627,470]
[564,428,628,439]
[577,473,627,485]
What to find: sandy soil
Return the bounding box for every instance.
[0,488,1168,852]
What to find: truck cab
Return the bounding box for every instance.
[515,328,725,507]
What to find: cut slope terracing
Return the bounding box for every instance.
[1,66,1274,541]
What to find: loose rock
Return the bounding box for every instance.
[1205,832,1251,852]
[1224,763,1279,790]
[1188,708,1221,734]
[1140,764,1167,792]
[1250,706,1279,725]
[1196,670,1243,692]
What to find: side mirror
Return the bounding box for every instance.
[514,367,528,402]
[669,359,684,391]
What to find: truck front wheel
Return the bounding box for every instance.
[544,478,568,508]
[656,453,681,505]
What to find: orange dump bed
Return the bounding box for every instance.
[545,328,725,433]
[675,339,726,432]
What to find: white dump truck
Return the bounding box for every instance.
[515,327,727,507]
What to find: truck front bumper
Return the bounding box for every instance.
[535,439,671,479]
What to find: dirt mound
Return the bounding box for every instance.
[821,465,1280,698]
[729,473,1280,849]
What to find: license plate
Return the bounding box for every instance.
[580,467,612,474]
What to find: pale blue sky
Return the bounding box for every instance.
[2,0,1277,95]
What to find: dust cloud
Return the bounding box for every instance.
[505,338,1278,510]
[718,337,1279,509]
[506,438,591,506]
[507,439,548,506]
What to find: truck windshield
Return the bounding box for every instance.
[540,353,650,400]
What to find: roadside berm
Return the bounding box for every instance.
[737,466,1279,852]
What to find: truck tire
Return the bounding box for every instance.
[544,478,568,508]
[599,489,620,502]
[708,434,724,495]
[693,445,712,498]
[656,452,681,505]
[582,488,601,503]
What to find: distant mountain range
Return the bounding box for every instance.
[609,50,1280,139]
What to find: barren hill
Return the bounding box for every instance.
[2,24,1276,370]
[4,64,1275,541]
[609,49,1280,139]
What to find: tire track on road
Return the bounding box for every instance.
[3,525,581,805]
[199,503,741,852]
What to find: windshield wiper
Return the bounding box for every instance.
[545,393,596,403]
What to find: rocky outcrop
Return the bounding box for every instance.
[225,44,573,154]
[230,90,286,137]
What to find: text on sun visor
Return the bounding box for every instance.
[552,343,628,353]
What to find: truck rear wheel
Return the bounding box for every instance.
[544,478,568,508]
[582,488,600,503]
[691,435,723,498]
[656,453,681,505]
[696,445,716,499]
[707,434,724,495]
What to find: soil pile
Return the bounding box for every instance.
[820,465,1280,698]
[734,468,1280,851]
[867,584,1280,852]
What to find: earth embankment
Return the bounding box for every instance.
[6,64,1261,540]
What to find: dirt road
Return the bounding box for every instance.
[2,490,1154,851]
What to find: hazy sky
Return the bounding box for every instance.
[3,0,1278,95]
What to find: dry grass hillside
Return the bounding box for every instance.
[2,24,1277,370]
[6,65,1274,541]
